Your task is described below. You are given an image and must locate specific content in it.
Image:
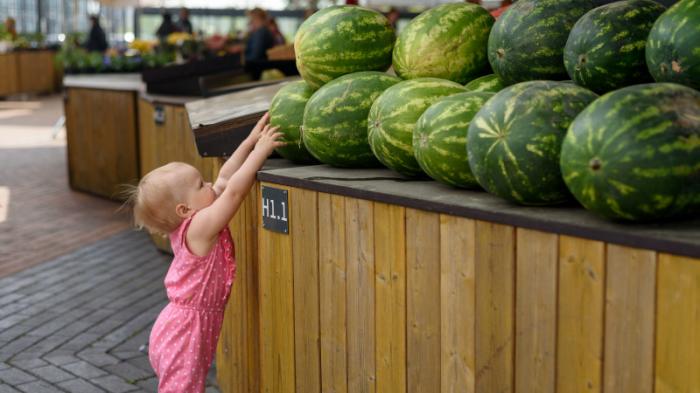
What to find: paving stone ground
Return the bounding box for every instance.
[0,232,220,392]
[0,96,221,391]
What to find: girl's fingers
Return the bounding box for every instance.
[256,112,270,127]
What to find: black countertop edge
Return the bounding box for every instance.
[257,170,700,259]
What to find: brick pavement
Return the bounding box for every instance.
[0,231,220,392]
[0,96,131,277]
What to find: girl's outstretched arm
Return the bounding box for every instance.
[189,124,284,247]
[212,112,271,196]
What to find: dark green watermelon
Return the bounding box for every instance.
[487,0,596,85]
[561,83,700,221]
[467,81,598,205]
[294,6,395,89]
[392,3,494,84]
[302,71,400,167]
[413,92,494,188]
[465,74,506,92]
[368,78,467,177]
[269,81,318,164]
[646,0,700,90]
[564,0,666,94]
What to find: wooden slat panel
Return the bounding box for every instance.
[245,183,261,393]
[440,215,476,393]
[515,229,557,393]
[319,193,348,393]
[65,88,139,200]
[17,51,54,94]
[374,202,407,393]
[556,236,605,393]
[292,189,321,393]
[406,208,440,393]
[259,183,295,393]
[604,244,656,393]
[475,221,514,393]
[346,198,376,393]
[0,53,19,95]
[655,254,700,393]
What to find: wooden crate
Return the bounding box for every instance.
[215,182,700,393]
[65,88,139,200]
[0,53,19,96]
[137,98,219,253]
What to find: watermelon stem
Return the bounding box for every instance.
[589,158,602,171]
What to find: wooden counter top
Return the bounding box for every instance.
[257,163,700,258]
[63,73,144,91]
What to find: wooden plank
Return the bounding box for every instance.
[655,253,700,393]
[17,51,54,94]
[319,193,348,393]
[515,229,557,393]
[292,188,321,393]
[604,244,656,393]
[556,236,605,393]
[258,182,295,393]
[346,198,376,393]
[475,221,515,393]
[245,183,261,393]
[440,215,476,393]
[374,202,406,393]
[406,208,440,393]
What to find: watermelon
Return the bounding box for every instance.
[487,0,596,85]
[413,92,494,188]
[467,81,598,205]
[564,0,666,94]
[269,81,317,164]
[392,3,494,84]
[561,83,700,221]
[301,71,401,167]
[646,0,700,90]
[368,78,467,177]
[294,6,395,90]
[465,74,505,92]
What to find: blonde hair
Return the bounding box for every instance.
[123,163,188,235]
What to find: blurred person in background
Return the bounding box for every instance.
[242,8,274,62]
[177,7,193,34]
[85,15,108,52]
[4,17,17,40]
[491,0,513,17]
[268,17,285,46]
[156,12,176,40]
[386,7,400,30]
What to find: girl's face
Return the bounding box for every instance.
[178,164,216,214]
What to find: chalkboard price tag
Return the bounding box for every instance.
[154,105,165,125]
[261,186,289,234]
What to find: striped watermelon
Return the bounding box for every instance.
[564,0,665,94]
[467,81,598,205]
[487,0,596,85]
[302,71,400,167]
[269,81,317,164]
[561,83,700,221]
[294,6,395,90]
[465,74,505,92]
[646,0,700,90]
[413,92,494,188]
[392,3,494,84]
[368,78,467,177]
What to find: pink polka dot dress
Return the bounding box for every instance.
[149,215,236,393]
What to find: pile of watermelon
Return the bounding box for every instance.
[267,0,699,222]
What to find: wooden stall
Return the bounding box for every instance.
[64,74,142,200]
[0,50,59,96]
[184,80,699,393]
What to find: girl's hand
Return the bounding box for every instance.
[255,124,286,155]
[246,112,270,145]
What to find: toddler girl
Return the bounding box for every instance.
[127,113,283,392]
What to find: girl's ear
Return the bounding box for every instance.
[175,203,191,219]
